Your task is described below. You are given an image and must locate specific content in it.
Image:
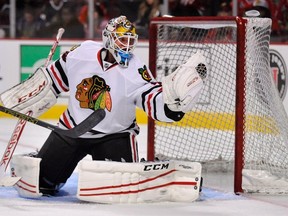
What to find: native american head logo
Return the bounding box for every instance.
[75,75,112,111]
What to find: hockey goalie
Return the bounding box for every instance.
[1,15,206,203]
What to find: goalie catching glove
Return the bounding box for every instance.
[162,52,207,113]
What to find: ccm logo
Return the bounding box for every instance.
[187,77,199,87]
[18,80,47,103]
[143,163,169,171]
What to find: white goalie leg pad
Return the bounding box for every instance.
[162,51,207,113]
[10,154,42,198]
[77,160,202,203]
[0,67,57,117]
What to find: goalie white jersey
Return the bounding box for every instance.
[46,40,184,138]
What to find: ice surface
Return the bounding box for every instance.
[0,118,287,216]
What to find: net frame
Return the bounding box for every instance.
[147,16,288,194]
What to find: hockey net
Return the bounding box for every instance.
[147,16,288,194]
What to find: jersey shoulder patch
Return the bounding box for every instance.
[138,65,152,82]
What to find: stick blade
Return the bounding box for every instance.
[55,109,106,138]
[72,108,106,136]
[0,176,21,187]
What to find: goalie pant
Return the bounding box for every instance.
[10,154,202,203]
[36,131,138,195]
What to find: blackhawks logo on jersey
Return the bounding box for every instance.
[75,75,112,111]
[138,65,152,82]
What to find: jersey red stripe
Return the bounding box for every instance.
[62,112,72,129]
[50,64,68,91]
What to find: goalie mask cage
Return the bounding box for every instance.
[147,16,288,194]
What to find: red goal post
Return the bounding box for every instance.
[147,16,288,194]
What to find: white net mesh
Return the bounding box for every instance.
[149,17,288,193]
[242,18,288,193]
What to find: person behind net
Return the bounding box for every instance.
[2,15,207,198]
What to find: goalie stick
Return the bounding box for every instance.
[44,28,65,67]
[0,29,65,186]
[0,105,105,138]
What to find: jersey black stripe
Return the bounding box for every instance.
[55,59,69,87]
[66,109,77,127]
[59,119,69,129]
[46,68,61,95]
[152,91,162,121]
[141,84,162,112]
[58,109,77,129]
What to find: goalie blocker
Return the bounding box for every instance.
[10,154,202,203]
[0,67,57,118]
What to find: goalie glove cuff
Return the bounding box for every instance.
[164,104,185,121]
[162,72,178,105]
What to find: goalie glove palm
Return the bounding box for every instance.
[162,52,206,113]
